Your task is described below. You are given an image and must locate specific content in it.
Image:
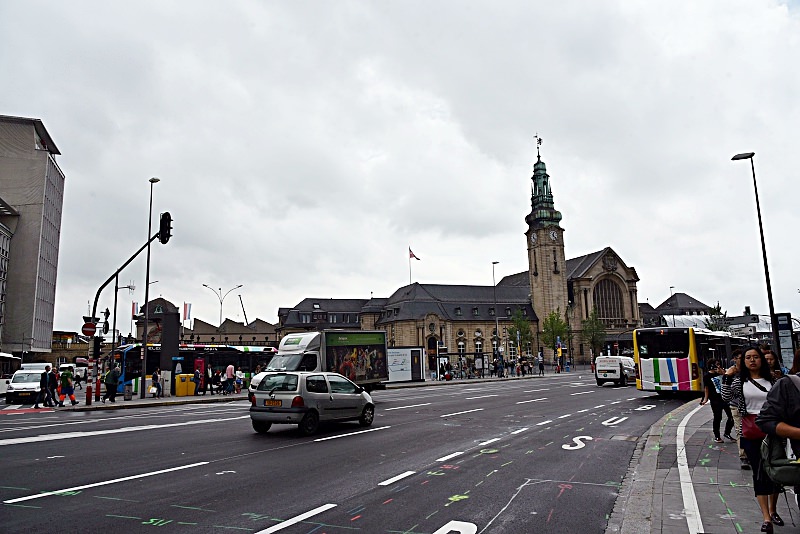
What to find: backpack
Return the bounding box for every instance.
[760,375,800,487]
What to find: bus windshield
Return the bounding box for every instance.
[635,330,690,359]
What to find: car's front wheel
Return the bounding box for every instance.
[596,379,604,386]
[359,405,374,427]
[252,420,272,434]
[299,411,319,436]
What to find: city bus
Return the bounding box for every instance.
[633,327,748,393]
[109,343,277,393]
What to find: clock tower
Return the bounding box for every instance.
[525,145,568,330]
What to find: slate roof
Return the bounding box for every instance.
[655,292,710,313]
[497,247,639,288]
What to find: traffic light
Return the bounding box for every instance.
[159,212,172,244]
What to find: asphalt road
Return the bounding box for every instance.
[0,373,683,533]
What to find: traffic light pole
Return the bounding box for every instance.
[89,232,160,402]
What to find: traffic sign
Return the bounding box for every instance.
[722,315,759,326]
[81,322,97,336]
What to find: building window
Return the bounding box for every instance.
[505,307,512,317]
[455,307,462,316]
[475,340,483,354]
[329,314,337,324]
[393,308,399,316]
[313,303,320,309]
[472,307,479,316]
[593,279,625,323]
[492,339,498,354]
[509,345,517,358]
[300,313,311,323]
[457,341,465,355]
[489,307,495,316]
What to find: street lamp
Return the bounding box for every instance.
[731,152,781,355]
[492,261,500,363]
[141,176,160,398]
[203,284,243,327]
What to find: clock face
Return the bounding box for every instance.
[530,233,537,244]
[549,229,558,241]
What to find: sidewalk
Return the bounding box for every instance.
[607,399,798,534]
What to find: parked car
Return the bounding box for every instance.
[5,370,42,404]
[249,371,375,436]
[595,356,636,386]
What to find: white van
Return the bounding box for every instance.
[595,356,636,386]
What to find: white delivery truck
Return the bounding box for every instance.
[595,355,636,387]
[265,330,389,392]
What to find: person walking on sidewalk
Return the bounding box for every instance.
[225,363,235,395]
[57,367,79,407]
[102,364,120,403]
[727,349,750,470]
[34,365,56,409]
[700,359,734,443]
[152,367,163,398]
[722,346,782,533]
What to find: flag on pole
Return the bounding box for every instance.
[183,302,192,322]
[132,301,138,319]
[409,247,421,260]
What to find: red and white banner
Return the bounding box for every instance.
[132,301,138,319]
[183,302,192,322]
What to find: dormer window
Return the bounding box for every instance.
[455,307,462,316]
[313,303,320,309]
[505,307,512,317]
[489,307,495,316]
[472,307,479,316]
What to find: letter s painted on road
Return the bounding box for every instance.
[562,436,593,450]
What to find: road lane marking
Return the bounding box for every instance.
[576,409,589,413]
[441,408,483,418]
[313,427,390,441]
[610,401,621,404]
[515,398,547,405]
[536,420,553,426]
[569,391,594,396]
[465,395,498,400]
[478,438,501,446]
[436,452,464,462]
[677,404,705,534]
[511,428,528,435]
[523,388,549,393]
[593,405,606,409]
[0,416,249,446]
[254,503,337,533]
[557,414,571,419]
[3,462,209,503]
[384,403,431,411]
[378,471,416,486]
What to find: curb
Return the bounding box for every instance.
[70,394,250,411]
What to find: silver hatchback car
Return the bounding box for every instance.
[249,371,375,436]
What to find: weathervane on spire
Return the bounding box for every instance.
[534,133,543,157]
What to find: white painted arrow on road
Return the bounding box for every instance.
[601,416,628,426]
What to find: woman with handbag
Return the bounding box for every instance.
[721,346,782,533]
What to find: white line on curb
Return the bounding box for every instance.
[677,404,705,534]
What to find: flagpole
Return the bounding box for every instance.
[409,252,411,284]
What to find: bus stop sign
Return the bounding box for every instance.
[81,322,97,336]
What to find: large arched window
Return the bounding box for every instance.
[592,278,625,322]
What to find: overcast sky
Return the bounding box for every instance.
[2,1,798,334]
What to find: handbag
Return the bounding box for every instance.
[148,385,157,394]
[742,413,766,440]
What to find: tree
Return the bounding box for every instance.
[541,309,568,357]
[703,302,729,332]
[581,309,607,362]
[507,309,534,357]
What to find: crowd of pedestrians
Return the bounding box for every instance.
[702,345,800,534]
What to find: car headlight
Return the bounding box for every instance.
[7,385,13,391]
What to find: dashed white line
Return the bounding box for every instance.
[536,420,553,426]
[593,404,606,409]
[465,394,499,400]
[523,388,549,393]
[570,391,594,396]
[436,451,464,462]
[516,397,547,405]
[576,409,590,413]
[378,470,416,486]
[255,503,337,533]
[511,428,528,435]
[557,414,572,419]
[384,403,431,411]
[441,408,484,418]
[610,401,621,404]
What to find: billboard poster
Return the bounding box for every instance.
[325,332,388,382]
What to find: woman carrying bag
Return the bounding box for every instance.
[721,346,782,533]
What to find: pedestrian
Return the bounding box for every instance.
[34,365,55,409]
[764,350,785,381]
[73,368,83,390]
[721,346,781,533]
[699,359,734,443]
[213,369,222,394]
[46,366,58,405]
[538,354,545,376]
[225,363,235,394]
[235,366,244,394]
[151,367,163,398]
[57,367,78,407]
[192,368,202,395]
[756,347,800,522]
[102,364,120,403]
[726,349,749,470]
[206,366,214,395]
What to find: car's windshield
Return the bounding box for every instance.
[12,373,40,383]
[256,374,299,392]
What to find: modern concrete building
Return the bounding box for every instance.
[0,115,65,357]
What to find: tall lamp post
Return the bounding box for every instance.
[141,177,160,398]
[492,261,500,364]
[731,152,781,355]
[203,284,243,327]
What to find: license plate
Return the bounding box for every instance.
[19,392,32,396]
[659,382,673,386]
[263,400,281,407]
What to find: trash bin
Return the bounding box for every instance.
[175,374,190,397]
[123,384,132,401]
